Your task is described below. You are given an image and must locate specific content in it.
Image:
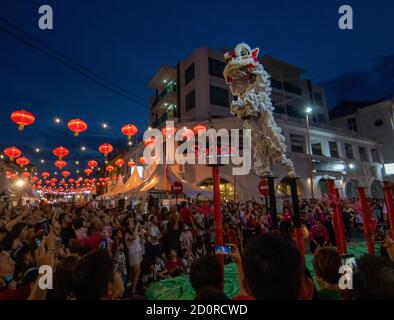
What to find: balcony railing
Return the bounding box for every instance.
[152,82,177,107]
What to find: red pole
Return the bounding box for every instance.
[383,181,394,237]
[327,180,346,254]
[335,188,347,253]
[212,166,224,286]
[357,187,375,255]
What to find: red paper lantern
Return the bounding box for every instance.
[41,172,50,179]
[55,160,67,170]
[87,160,98,169]
[67,118,87,136]
[37,180,42,185]
[45,180,51,185]
[11,109,35,131]
[3,146,22,161]
[193,124,206,135]
[6,171,13,179]
[53,146,69,160]
[68,178,75,183]
[84,168,92,176]
[162,126,176,136]
[31,176,39,183]
[121,124,138,141]
[128,160,136,167]
[10,173,17,180]
[139,156,145,165]
[51,178,57,183]
[16,156,29,167]
[61,170,70,178]
[115,159,125,167]
[106,165,114,173]
[21,172,31,179]
[144,136,156,146]
[98,143,113,157]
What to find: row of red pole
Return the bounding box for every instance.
[292,180,394,257]
[213,173,394,286]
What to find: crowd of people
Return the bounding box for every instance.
[0,195,393,300]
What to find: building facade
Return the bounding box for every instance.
[121,47,385,201]
[330,98,394,181]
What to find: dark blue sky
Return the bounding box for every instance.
[1,0,394,174]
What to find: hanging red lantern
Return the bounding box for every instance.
[55,160,67,170]
[45,180,51,185]
[41,172,50,179]
[67,118,87,136]
[6,171,13,179]
[53,146,69,160]
[87,160,98,169]
[31,176,39,183]
[193,124,206,135]
[69,178,75,183]
[128,160,136,167]
[51,178,57,183]
[3,146,22,161]
[96,182,100,186]
[161,126,176,136]
[115,159,125,167]
[11,109,35,131]
[21,172,31,179]
[61,170,70,178]
[37,180,42,185]
[16,156,29,167]
[98,143,113,157]
[121,124,138,141]
[144,136,156,146]
[139,156,145,165]
[10,173,17,180]
[84,168,92,176]
[106,165,114,173]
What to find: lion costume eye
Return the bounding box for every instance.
[241,48,250,56]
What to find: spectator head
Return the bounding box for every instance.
[195,287,230,300]
[312,247,341,287]
[53,254,80,299]
[352,255,394,299]
[190,254,223,295]
[0,249,16,279]
[72,250,114,300]
[242,234,313,300]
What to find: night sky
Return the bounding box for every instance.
[1,0,394,174]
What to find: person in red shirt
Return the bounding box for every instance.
[166,249,183,277]
[180,202,195,236]
[223,223,239,248]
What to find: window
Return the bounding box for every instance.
[345,143,354,159]
[290,134,305,153]
[185,63,195,85]
[283,82,302,95]
[374,119,383,127]
[347,118,358,132]
[314,92,323,106]
[185,90,195,112]
[287,105,304,119]
[359,146,368,162]
[329,141,339,158]
[271,78,282,90]
[209,85,229,107]
[312,143,323,156]
[371,149,379,162]
[208,58,225,78]
[273,105,286,114]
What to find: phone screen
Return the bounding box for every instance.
[214,245,232,254]
[99,239,108,250]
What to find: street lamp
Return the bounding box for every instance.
[305,106,314,199]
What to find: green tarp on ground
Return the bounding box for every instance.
[146,242,376,300]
